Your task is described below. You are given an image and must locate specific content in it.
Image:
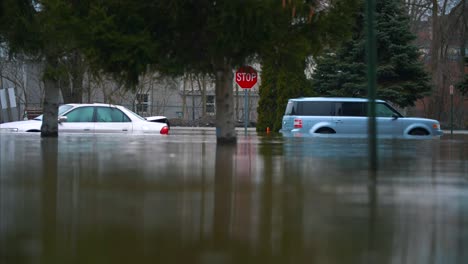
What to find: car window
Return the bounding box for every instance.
[296,102,333,116]
[59,105,74,115]
[65,106,95,122]
[339,102,366,117]
[285,101,294,115]
[120,106,146,120]
[376,103,397,117]
[35,104,74,120]
[96,107,130,122]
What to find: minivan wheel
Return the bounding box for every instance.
[409,128,429,136]
[315,127,336,134]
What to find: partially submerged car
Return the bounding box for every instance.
[0,103,169,135]
[145,116,170,128]
[280,97,443,138]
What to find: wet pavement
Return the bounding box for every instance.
[0,129,467,264]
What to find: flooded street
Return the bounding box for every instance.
[0,129,467,264]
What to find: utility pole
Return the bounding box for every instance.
[366,0,378,175]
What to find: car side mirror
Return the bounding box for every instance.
[392,114,399,120]
[58,116,68,123]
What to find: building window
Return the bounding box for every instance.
[206,95,215,115]
[136,93,149,113]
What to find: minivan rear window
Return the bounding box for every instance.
[285,101,295,115]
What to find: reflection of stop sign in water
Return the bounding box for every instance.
[235,66,258,89]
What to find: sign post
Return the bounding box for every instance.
[244,88,249,134]
[235,66,258,134]
[366,0,378,174]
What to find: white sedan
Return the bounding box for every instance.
[145,115,170,128]
[0,103,169,135]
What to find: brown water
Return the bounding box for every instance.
[0,130,467,264]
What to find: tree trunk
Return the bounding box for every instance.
[459,0,466,76]
[181,74,187,119]
[429,0,442,119]
[59,73,71,103]
[70,68,83,103]
[191,74,195,121]
[41,57,60,137]
[430,0,440,75]
[197,75,207,117]
[214,58,236,144]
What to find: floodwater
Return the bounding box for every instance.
[0,129,467,264]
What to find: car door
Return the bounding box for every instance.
[375,103,401,136]
[59,106,95,133]
[333,102,367,135]
[94,107,133,133]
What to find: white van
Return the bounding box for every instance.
[280,97,443,138]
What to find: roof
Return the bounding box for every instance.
[289,97,386,103]
[64,103,122,107]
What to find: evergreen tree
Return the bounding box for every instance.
[258,57,313,132]
[85,0,361,138]
[457,75,467,95]
[83,0,305,143]
[312,0,431,108]
[257,0,360,132]
[1,0,91,137]
[256,3,314,132]
[457,58,467,95]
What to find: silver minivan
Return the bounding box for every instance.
[280,97,443,138]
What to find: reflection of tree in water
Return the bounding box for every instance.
[3,135,465,263]
[258,137,274,262]
[0,234,29,264]
[41,138,58,264]
[213,144,234,251]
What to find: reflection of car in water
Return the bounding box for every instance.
[0,103,169,135]
[281,136,435,174]
[280,97,443,138]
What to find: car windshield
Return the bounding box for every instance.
[34,105,74,120]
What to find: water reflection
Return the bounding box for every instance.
[41,138,58,264]
[0,132,467,264]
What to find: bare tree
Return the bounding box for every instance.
[181,74,189,119]
[405,0,432,32]
[196,74,208,117]
[405,0,466,127]
[1,53,44,119]
[429,1,466,125]
[90,74,130,104]
[59,51,87,103]
[457,0,466,76]
[135,72,177,116]
[193,73,214,119]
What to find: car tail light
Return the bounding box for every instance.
[294,119,302,128]
[160,126,169,135]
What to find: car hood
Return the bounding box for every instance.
[401,117,439,123]
[0,119,41,132]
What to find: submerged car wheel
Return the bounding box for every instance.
[315,127,336,134]
[409,128,429,136]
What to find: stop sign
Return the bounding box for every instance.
[235,66,258,89]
